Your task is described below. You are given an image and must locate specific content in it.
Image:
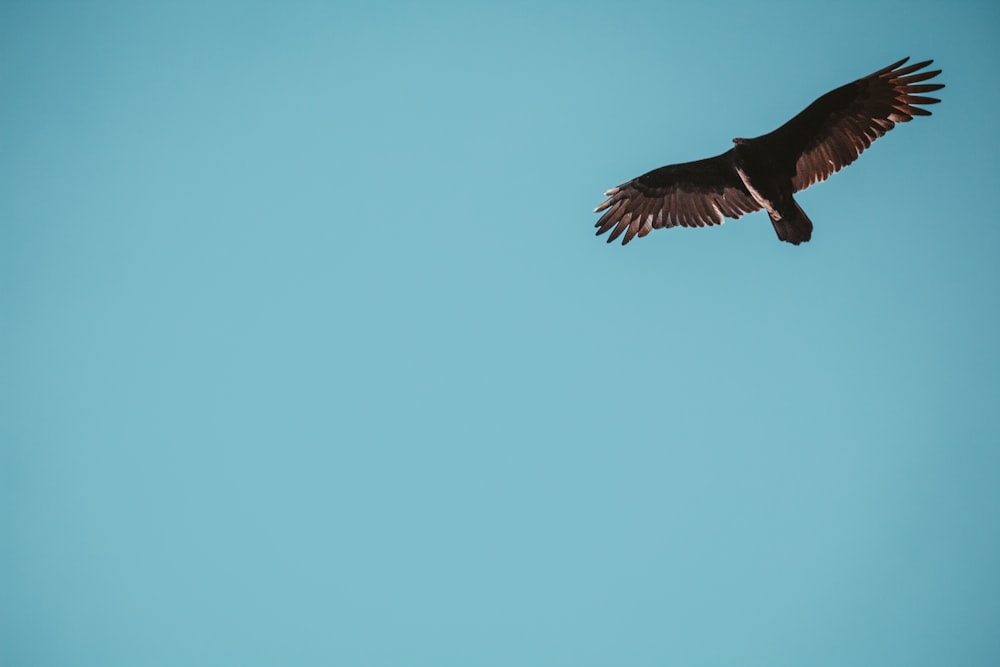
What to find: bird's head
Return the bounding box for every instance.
[732,137,747,145]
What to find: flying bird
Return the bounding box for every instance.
[594,58,944,245]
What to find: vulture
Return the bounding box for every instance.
[594,58,944,245]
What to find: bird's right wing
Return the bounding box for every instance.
[594,151,761,245]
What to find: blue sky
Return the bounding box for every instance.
[2,1,999,665]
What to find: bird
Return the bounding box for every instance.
[593,58,944,246]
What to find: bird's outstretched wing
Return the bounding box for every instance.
[594,152,761,245]
[759,57,944,192]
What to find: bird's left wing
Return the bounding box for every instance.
[594,151,761,245]
[760,58,944,192]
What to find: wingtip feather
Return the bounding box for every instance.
[897,69,942,84]
[903,95,941,105]
[889,59,934,77]
[877,57,910,75]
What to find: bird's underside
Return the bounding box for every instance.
[594,57,944,246]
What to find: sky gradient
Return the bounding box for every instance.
[3,1,999,665]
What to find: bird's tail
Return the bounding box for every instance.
[770,199,813,245]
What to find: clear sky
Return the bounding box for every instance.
[2,1,999,665]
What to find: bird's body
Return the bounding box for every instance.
[732,137,815,244]
[594,58,944,245]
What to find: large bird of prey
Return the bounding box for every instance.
[594,58,944,245]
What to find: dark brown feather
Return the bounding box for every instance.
[752,58,943,191]
[593,152,761,245]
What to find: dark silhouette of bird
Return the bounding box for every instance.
[594,58,944,246]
